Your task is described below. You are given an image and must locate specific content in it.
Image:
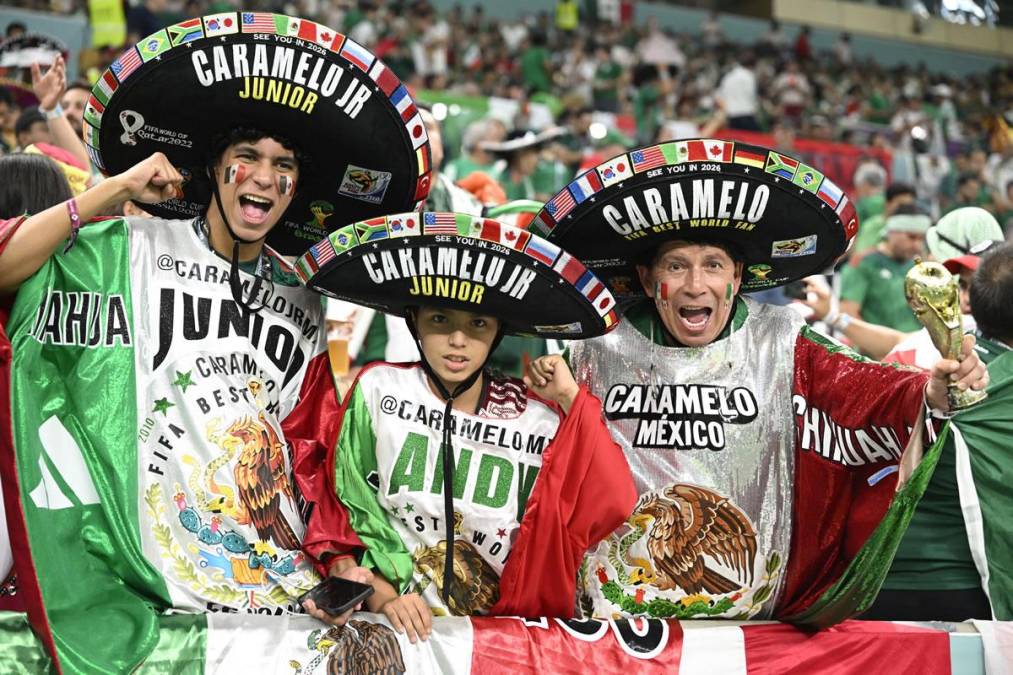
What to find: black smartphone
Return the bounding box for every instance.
[299,576,374,616]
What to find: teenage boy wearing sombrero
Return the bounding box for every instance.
[298,211,636,640]
[0,14,428,672]
[532,139,987,626]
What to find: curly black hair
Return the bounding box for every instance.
[207,125,310,173]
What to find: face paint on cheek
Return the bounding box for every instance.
[278,175,295,196]
[223,163,246,184]
[725,282,733,303]
[654,280,671,308]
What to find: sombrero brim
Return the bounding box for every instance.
[530,139,858,299]
[0,78,38,108]
[296,211,620,339]
[480,127,566,154]
[0,34,68,68]
[85,13,430,257]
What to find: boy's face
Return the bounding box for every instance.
[415,306,499,388]
[214,137,298,241]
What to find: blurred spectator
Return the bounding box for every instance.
[833,33,852,66]
[758,20,788,57]
[519,32,552,94]
[419,108,481,215]
[591,43,623,112]
[794,25,812,61]
[444,117,505,182]
[632,63,665,145]
[127,0,166,44]
[555,0,579,35]
[701,11,723,50]
[636,16,685,70]
[840,204,931,334]
[771,60,811,126]
[853,160,888,225]
[349,3,380,50]
[483,128,563,201]
[947,172,987,214]
[14,107,49,149]
[5,22,27,40]
[411,3,450,79]
[0,87,17,153]
[853,182,917,256]
[555,106,594,173]
[718,52,759,131]
[59,81,89,138]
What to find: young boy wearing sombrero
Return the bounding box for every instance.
[298,211,636,641]
[0,14,429,672]
[532,139,988,626]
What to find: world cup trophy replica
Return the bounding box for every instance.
[904,259,987,410]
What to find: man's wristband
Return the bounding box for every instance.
[40,103,63,120]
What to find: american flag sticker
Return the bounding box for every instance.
[423,212,459,234]
[110,48,142,83]
[310,239,336,266]
[241,12,277,33]
[545,189,576,221]
[339,38,374,71]
[631,146,666,173]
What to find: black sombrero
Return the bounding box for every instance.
[83,12,430,256]
[530,139,859,299]
[0,34,68,69]
[295,211,619,339]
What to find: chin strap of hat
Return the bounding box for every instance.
[404,309,505,606]
[208,167,269,314]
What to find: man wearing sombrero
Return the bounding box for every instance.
[532,139,988,626]
[0,13,428,672]
[297,211,636,639]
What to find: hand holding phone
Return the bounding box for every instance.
[300,576,374,620]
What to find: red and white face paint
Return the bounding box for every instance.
[278,175,295,196]
[223,163,246,184]
[654,280,673,309]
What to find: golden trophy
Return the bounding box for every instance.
[904,259,987,410]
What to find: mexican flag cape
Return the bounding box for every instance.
[0,609,971,674]
[949,337,1013,619]
[0,217,355,673]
